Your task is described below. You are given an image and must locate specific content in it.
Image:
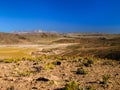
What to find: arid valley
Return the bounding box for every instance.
[0,32,120,90]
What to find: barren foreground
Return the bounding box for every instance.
[0,56,120,90]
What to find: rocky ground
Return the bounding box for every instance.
[0,56,119,90]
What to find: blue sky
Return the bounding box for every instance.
[0,0,120,33]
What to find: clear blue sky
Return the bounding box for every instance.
[0,0,120,33]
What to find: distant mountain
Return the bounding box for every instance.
[0,31,119,44]
[11,30,44,34]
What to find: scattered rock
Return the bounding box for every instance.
[0,60,3,62]
[36,77,49,82]
[32,87,38,90]
[3,77,15,81]
[32,66,42,72]
[53,61,61,65]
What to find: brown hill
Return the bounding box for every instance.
[0,32,62,44]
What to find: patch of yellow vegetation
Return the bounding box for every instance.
[0,47,37,59]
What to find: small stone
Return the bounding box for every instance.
[32,87,38,90]
[36,77,49,82]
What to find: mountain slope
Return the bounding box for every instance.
[0,32,62,44]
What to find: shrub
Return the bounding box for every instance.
[76,68,87,75]
[63,81,80,90]
[17,71,32,77]
[45,62,55,70]
[4,59,13,63]
[101,74,111,84]
[84,59,94,67]
[4,58,20,63]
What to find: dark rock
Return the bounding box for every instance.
[32,87,38,89]
[33,66,42,72]
[36,77,49,82]
[0,60,3,62]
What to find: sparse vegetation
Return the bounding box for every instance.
[101,74,111,84]
[0,33,119,90]
[63,81,80,90]
[76,67,87,75]
[17,71,32,77]
[45,62,55,70]
[83,59,94,67]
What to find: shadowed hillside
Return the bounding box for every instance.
[0,32,62,44]
[53,34,120,60]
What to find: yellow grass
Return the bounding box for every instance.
[0,47,37,59]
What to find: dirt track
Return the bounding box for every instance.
[0,43,75,48]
